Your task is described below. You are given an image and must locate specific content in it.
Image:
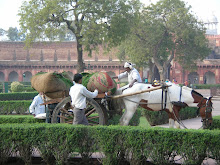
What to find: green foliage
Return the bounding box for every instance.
[0,101,32,114]
[19,0,141,72]
[209,116,220,130]
[0,92,38,101]
[108,109,141,126]
[118,0,211,80]
[0,115,44,124]
[142,107,198,126]
[10,81,24,93]
[0,124,219,165]
[192,84,220,89]
[53,72,73,88]
[82,72,95,87]
[7,27,25,41]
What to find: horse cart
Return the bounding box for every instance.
[33,72,213,128]
[41,85,163,126]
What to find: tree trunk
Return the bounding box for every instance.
[76,41,84,73]
[153,59,169,82]
[159,68,168,82]
[148,59,154,83]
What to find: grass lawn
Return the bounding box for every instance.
[138,116,151,128]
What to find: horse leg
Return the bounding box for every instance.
[166,106,180,129]
[169,118,175,128]
[120,101,138,126]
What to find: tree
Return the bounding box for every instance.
[7,27,26,41]
[18,0,141,72]
[117,0,211,81]
[0,28,6,36]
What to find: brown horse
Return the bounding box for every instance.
[113,82,213,129]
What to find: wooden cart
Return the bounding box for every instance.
[41,86,163,126]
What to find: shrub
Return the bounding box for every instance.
[0,92,38,101]
[10,82,24,93]
[142,107,198,126]
[0,101,32,114]
[1,124,219,165]
[108,108,141,126]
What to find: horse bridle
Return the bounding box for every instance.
[198,97,213,123]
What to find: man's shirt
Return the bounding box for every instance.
[118,68,142,84]
[29,94,45,115]
[69,83,98,109]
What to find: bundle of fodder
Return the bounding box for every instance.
[82,72,117,94]
[31,72,73,99]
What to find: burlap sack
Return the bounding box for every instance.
[31,72,73,99]
[86,72,116,94]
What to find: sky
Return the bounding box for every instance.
[0,0,220,34]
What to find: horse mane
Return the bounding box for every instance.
[192,90,203,97]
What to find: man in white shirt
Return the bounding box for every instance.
[114,62,142,89]
[29,92,46,117]
[69,73,98,125]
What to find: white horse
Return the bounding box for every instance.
[113,82,213,129]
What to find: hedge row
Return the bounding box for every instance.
[142,107,198,125]
[0,101,32,114]
[0,92,38,101]
[188,84,220,89]
[210,116,220,130]
[0,115,44,124]
[0,124,219,165]
[1,114,219,129]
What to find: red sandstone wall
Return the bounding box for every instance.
[0,41,118,61]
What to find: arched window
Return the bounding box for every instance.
[9,71,18,82]
[23,71,32,82]
[0,72,5,82]
[204,71,216,84]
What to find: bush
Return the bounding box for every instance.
[10,82,24,93]
[0,124,219,165]
[0,92,38,101]
[0,115,44,124]
[142,107,198,126]
[0,100,32,114]
[192,84,220,89]
[108,108,141,126]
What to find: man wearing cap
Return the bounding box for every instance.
[69,73,98,125]
[114,62,142,88]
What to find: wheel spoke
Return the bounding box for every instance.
[85,108,96,117]
[52,97,105,125]
[88,116,99,120]
[58,115,69,120]
[60,108,73,117]
[88,120,99,124]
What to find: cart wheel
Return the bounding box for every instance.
[51,96,107,125]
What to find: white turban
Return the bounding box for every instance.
[124,62,133,69]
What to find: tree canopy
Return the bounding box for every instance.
[18,0,141,72]
[117,0,211,81]
[7,27,26,41]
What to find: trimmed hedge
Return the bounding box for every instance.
[0,115,44,124]
[191,84,220,89]
[0,124,219,165]
[142,107,198,126]
[210,116,220,130]
[0,101,32,114]
[108,109,142,126]
[0,92,38,101]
